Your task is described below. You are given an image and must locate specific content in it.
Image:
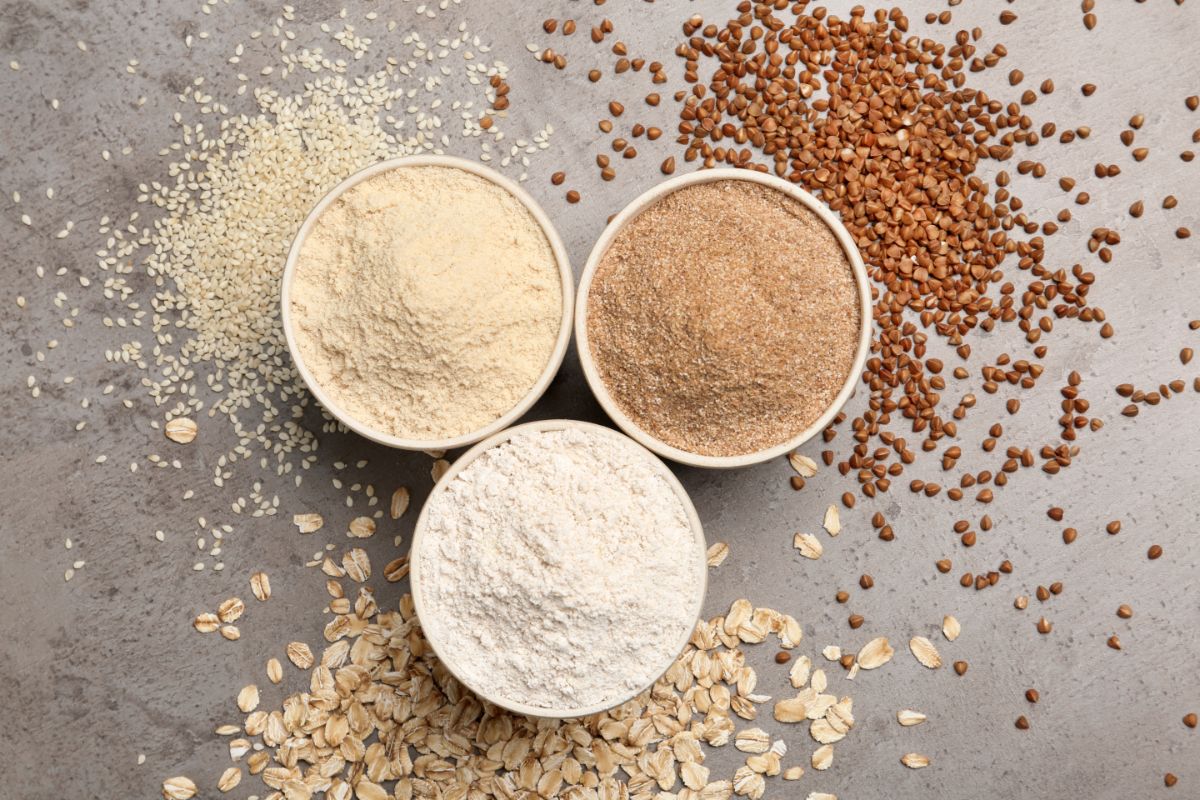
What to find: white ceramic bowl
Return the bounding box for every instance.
[575,168,872,469]
[281,155,574,452]
[409,418,709,719]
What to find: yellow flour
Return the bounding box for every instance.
[289,165,561,440]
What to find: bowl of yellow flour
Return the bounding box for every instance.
[282,156,573,451]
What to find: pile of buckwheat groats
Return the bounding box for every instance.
[533,1,1198,604]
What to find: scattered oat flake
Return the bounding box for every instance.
[219,624,240,641]
[793,532,823,559]
[343,548,370,582]
[286,641,314,669]
[779,614,803,648]
[348,516,376,538]
[735,728,772,753]
[164,417,198,443]
[783,766,805,780]
[217,767,242,792]
[789,655,812,688]
[788,452,818,477]
[266,657,283,684]
[162,776,197,800]
[384,556,410,582]
[217,597,245,624]
[706,541,730,567]
[857,637,894,670]
[249,571,271,601]
[811,744,833,770]
[431,458,451,482]
[807,793,837,800]
[293,513,324,533]
[909,636,943,669]
[901,753,931,769]
[236,684,259,713]
[943,615,961,641]
[822,505,841,536]
[897,709,928,726]
[821,645,842,661]
[390,486,410,519]
[193,613,220,633]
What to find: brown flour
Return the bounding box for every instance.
[586,179,860,457]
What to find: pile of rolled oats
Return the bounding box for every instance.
[166,538,865,800]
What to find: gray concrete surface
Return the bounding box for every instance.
[1,1,1198,798]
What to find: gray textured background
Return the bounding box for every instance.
[1,1,1198,798]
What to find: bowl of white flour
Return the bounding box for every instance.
[411,419,708,718]
[281,155,573,451]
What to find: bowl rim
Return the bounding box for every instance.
[409,418,709,719]
[574,167,872,469]
[280,154,575,452]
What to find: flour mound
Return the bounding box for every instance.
[418,427,702,711]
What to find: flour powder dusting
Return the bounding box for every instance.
[289,164,562,441]
[417,426,704,712]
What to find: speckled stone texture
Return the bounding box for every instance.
[0,2,1197,798]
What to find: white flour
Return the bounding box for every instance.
[417,426,703,712]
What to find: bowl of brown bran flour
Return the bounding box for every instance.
[577,170,871,468]
[282,156,573,451]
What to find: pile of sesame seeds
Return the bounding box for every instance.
[9,4,559,581]
[660,3,1200,620]
[33,7,529,507]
